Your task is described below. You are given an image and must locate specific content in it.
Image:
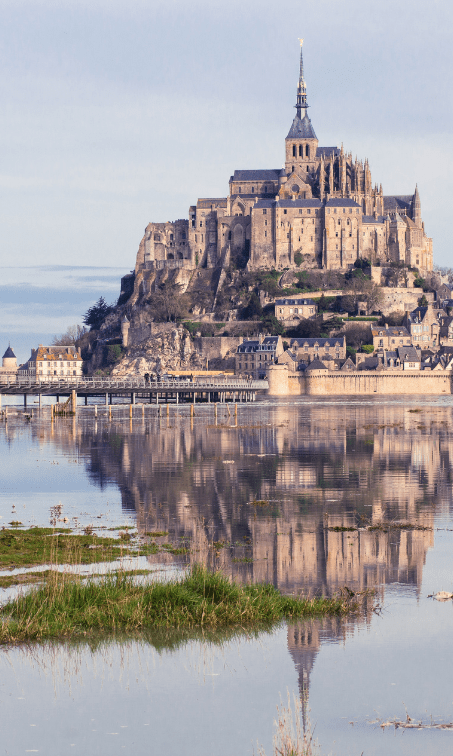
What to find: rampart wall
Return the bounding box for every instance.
[267,364,452,396]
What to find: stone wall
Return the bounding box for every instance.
[193,336,244,360]
[267,364,452,396]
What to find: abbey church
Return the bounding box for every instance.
[135,43,432,276]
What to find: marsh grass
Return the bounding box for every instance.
[257,691,319,756]
[0,527,134,569]
[0,565,366,645]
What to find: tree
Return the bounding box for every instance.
[342,323,372,350]
[242,292,263,320]
[418,294,429,307]
[384,311,405,326]
[146,284,190,322]
[83,297,112,330]
[52,324,87,345]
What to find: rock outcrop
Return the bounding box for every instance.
[111,323,205,376]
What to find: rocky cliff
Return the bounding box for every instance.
[111,323,205,376]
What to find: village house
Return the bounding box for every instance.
[18,345,83,379]
[286,336,346,364]
[235,335,283,379]
[274,297,318,324]
[404,305,445,351]
[371,325,412,351]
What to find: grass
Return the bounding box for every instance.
[0,565,368,645]
[0,527,135,569]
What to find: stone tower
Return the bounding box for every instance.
[2,345,17,370]
[284,39,319,178]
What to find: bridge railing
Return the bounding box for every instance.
[0,376,268,390]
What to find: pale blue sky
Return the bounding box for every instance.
[0,0,452,269]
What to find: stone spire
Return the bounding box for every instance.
[413,184,422,228]
[296,39,308,119]
[286,39,317,139]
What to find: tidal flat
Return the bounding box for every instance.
[1,397,453,755]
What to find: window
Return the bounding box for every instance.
[284,209,287,214]
[292,145,296,157]
[263,209,267,214]
[305,144,309,157]
[238,187,241,193]
[299,145,303,157]
[307,209,311,214]
[299,209,302,214]
[251,187,254,193]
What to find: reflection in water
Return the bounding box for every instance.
[2,401,453,755]
[23,402,446,597]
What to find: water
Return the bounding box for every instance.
[1,397,453,755]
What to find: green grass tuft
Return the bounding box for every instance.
[0,565,366,645]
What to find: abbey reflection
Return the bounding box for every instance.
[24,403,453,597]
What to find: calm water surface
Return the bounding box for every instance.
[1,397,453,755]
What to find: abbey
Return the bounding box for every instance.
[135,43,432,276]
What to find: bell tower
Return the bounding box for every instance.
[285,39,318,178]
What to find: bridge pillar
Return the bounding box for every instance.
[176,392,179,404]
[193,390,196,404]
[156,392,159,405]
[38,394,41,409]
[105,393,109,406]
[24,394,27,408]
[71,390,77,413]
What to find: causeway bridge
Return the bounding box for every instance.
[0,376,268,407]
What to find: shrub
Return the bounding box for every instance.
[293,251,303,267]
[361,344,374,354]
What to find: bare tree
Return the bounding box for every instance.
[52,325,87,346]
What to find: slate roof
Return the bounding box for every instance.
[362,215,385,224]
[275,298,316,306]
[286,115,317,139]
[371,326,410,338]
[291,337,344,348]
[230,170,282,182]
[237,337,280,354]
[383,195,413,213]
[316,147,340,158]
[2,346,15,359]
[305,358,327,371]
[397,346,420,362]
[325,198,360,207]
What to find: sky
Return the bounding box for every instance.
[0,0,452,361]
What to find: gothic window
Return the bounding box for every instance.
[338,220,341,225]
[251,187,254,193]
[305,144,309,157]
[284,209,287,214]
[265,231,267,238]
[292,145,296,157]
[299,145,303,157]
[238,187,241,193]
